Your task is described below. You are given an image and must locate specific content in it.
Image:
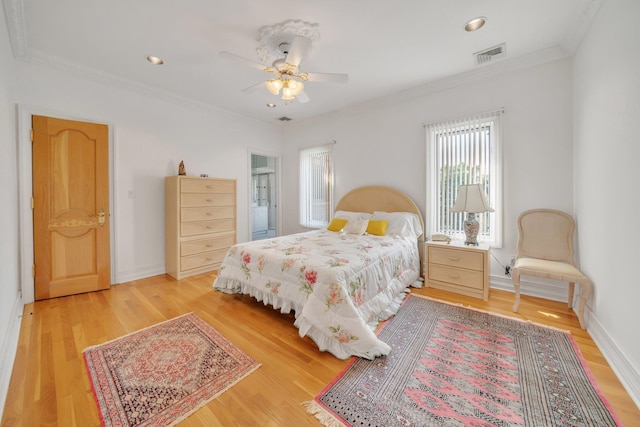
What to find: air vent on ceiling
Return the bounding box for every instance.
[277,116,292,121]
[474,43,506,65]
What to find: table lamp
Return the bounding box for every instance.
[451,184,494,245]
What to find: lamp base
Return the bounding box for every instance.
[463,213,480,246]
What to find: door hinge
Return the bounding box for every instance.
[30,129,34,142]
[32,265,35,277]
[31,197,34,209]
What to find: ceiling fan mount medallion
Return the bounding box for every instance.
[220,19,348,105]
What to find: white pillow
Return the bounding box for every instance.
[333,210,372,221]
[343,219,369,235]
[371,211,423,238]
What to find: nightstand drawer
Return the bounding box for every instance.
[428,246,484,271]
[428,264,484,290]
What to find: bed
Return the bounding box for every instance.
[213,186,424,359]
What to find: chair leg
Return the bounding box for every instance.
[576,279,593,330]
[512,269,521,312]
[568,282,575,308]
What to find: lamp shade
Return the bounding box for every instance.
[451,184,494,213]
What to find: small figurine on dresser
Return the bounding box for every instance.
[178,160,186,176]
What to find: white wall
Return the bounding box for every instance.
[573,0,640,406]
[12,58,283,287]
[0,2,22,417]
[282,57,575,281]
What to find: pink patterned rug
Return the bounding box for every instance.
[306,295,623,426]
[83,313,259,426]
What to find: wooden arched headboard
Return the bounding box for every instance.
[335,185,424,235]
[335,186,425,277]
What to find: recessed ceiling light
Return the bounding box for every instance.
[146,55,164,65]
[464,17,487,32]
[266,103,277,108]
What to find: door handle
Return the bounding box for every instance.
[98,209,106,226]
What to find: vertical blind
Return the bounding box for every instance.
[299,144,333,228]
[426,110,503,245]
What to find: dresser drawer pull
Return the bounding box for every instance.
[206,198,213,202]
[206,185,213,189]
[449,274,461,279]
[206,225,214,229]
[448,256,461,261]
[206,243,214,247]
[206,212,213,216]
[207,256,216,260]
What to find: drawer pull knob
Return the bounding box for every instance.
[206,185,213,189]
[206,198,213,202]
[207,257,215,260]
[449,274,461,279]
[207,212,213,216]
[448,256,460,261]
[206,225,214,229]
[206,244,214,247]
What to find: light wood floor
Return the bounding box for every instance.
[2,272,639,426]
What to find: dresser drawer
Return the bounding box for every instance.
[181,234,235,256]
[428,264,484,290]
[181,178,235,194]
[181,248,228,271]
[181,193,235,208]
[181,206,235,222]
[428,246,484,271]
[181,218,235,237]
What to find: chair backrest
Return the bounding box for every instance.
[516,209,576,265]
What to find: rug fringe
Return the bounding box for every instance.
[302,400,345,427]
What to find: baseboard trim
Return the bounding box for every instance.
[587,307,640,408]
[490,274,569,303]
[490,274,640,408]
[115,264,166,284]
[0,293,25,421]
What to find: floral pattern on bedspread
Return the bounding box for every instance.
[213,230,421,359]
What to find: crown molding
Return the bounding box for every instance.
[561,0,604,55]
[2,0,29,57]
[291,43,572,127]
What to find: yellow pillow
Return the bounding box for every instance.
[327,217,348,232]
[366,219,388,236]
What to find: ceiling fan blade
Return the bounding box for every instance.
[296,91,310,104]
[219,51,270,72]
[305,72,349,84]
[241,81,265,94]
[286,36,311,68]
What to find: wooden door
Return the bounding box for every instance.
[32,115,111,300]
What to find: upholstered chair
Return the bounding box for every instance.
[512,209,592,329]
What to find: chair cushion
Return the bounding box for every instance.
[515,258,585,278]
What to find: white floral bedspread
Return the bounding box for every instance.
[213,230,421,359]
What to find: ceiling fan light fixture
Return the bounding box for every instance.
[464,16,487,32]
[287,79,304,96]
[281,86,295,101]
[265,79,283,95]
[146,55,164,65]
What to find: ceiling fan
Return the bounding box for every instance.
[220,35,349,104]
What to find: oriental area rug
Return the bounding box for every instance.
[83,313,260,427]
[305,295,622,427]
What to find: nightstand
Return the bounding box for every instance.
[424,241,490,300]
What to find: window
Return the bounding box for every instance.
[299,144,334,228]
[425,110,503,246]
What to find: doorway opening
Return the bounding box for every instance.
[250,153,279,241]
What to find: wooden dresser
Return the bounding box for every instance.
[425,241,490,300]
[165,176,236,280]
